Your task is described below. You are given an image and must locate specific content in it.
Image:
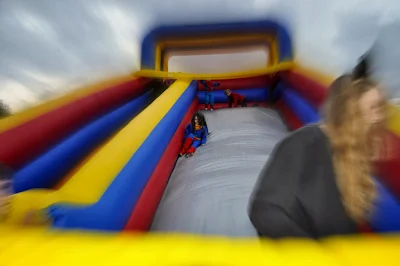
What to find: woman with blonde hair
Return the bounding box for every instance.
[248,55,387,239]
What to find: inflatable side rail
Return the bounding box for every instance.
[0,226,399,266]
[0,76,149,133]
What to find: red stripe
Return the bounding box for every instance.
[281,71,327,108]
[274,99,303,131]
[124,99,199,231]
[358,220,373,233]
[375,131,400,199]
[0,78,151,169]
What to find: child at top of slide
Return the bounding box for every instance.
[200,80,220,111]
[179,113,208,158]
[224,89,248,108]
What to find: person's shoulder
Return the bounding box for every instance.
[280,124,324,148]
[291,124,322,137]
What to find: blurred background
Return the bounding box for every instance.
[1,0,400,113]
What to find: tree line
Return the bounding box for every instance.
[0,100,11,119]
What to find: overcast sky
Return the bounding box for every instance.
[0,0,399,112]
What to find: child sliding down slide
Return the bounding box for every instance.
[200,80,220,111]
[179,113,208,158]
[224,89,247,108]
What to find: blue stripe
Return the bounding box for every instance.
[281,85,320,124]
[141,20,293,70]
[197,88,269,104]
[48,81,197,231]
[370,178,400,232]
[13,91,152,193]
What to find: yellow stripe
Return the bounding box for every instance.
[163,51,170,72]
[136,62,294,80]
[388,105,400,136]
[0,226,399,265]
[158,34,274,49]
[293,63,334,87]
[5,79,192,225]
[0,76,136,133]
[269,35,278,66]
[155,45,162,71]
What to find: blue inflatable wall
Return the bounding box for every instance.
[280,85,320,124]
[48,81,197,231]
[370,179,400,232]
[141,20,293,69]
[13,91,152,193]
[197,88,269,104]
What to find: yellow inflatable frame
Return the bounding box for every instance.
[1,225,399,265]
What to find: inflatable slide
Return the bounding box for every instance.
[1,19,400,265]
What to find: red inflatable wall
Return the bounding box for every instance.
[0,78,151,169]
[274,99,303,131]
[124,99,198,231]
[281,71,327,108]
[376,131,400,199]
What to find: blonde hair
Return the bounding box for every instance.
[323,75,387,222]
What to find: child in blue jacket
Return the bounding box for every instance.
[200,80,220,111]
[179,113,208,158]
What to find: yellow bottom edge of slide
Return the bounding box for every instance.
[0,226,399,266]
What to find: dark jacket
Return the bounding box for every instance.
[249,125,357,239]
